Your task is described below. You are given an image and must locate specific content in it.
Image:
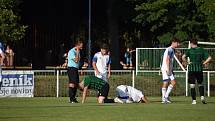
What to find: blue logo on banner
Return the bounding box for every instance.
[2,74,33,87]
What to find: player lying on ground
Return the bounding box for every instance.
[79,76,115,104]
[114,85,149,103]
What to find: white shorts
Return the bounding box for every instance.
[161,70,175,81]
[95,72,108,82]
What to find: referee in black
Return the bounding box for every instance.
[67,40,83,103]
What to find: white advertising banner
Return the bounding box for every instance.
[0,71,34,97]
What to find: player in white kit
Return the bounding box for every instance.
[92,43,111,82]
[114,85,148,103]
[161,38,179,103]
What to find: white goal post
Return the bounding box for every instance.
[136,41,215,97]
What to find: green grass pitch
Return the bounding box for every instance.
[0,97,215,121]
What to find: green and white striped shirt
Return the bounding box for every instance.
[185,47,209,72]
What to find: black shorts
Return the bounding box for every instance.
[188,71,203,84]
[67,67,79,84]
[98,83,109,98]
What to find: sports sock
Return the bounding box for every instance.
[162,88,166,100]
[199,85,204,97]
[164,84,174,98]
[191,88,196,100]
[74,87,77,98]
[104,99,115,103]
[69,87,75,101]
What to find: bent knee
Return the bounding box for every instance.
[171,80,176,85]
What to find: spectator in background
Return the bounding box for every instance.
[61,52,68,68]
[124,47,135,69]
[5,45,14,67]
[58,42,66,66]
[81,59,89,69]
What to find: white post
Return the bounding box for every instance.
[185,41,191,97]
[185,70,188,96]
[174,55,186,71]
[132,70,135,88]
[56,70,59,98]
[207,71,210,97]
[135,49,138,75]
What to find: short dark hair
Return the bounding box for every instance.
[75,39,83,46]
[171,37,179,43]
[100,43,109,50]
[190,38,198,45]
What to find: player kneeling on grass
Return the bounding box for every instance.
[114,85,148,103]
[79,76,115,104]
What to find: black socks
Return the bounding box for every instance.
[69,87,77,101]
[199,85,204,97]
[191,88,196,100]
[104,99,115,103]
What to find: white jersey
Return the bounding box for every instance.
[161,46,174,71]
[116,85,144,102]
[92,52,111,81]
[0,48,2,54]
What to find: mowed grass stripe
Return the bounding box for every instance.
[0,97,214,121]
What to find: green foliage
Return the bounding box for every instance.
[134,0,215,44]
[0,0,27,43]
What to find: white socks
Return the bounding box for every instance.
[201,96,205,101]
[164,84,174,98]
[162,88,166,100]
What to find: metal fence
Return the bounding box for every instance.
[33,70,133,97]
[136,48,215,71]
[33,70,215,97]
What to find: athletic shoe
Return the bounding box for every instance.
[69,98,79,103]
[161,98,166,104]
[201,96,207,104]
[126,99,133,103]
[201,99,207,104]
[167,97,171,102]
[114,97,124,103]
[192,100,197,105]
[164,97,172,104]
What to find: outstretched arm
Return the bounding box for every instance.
[141,96,149,103]
[108,64,111,79]
[92,62,100,76]
[82,86,88,104]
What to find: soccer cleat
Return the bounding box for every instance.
[201,96,207,104]
[201,99,207,104]
[164,97,171,104]
[192,100,197,105]
[114,97,124,103]
[126,99,133,103]
[69,98,79,103]
[161,98,166,104]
